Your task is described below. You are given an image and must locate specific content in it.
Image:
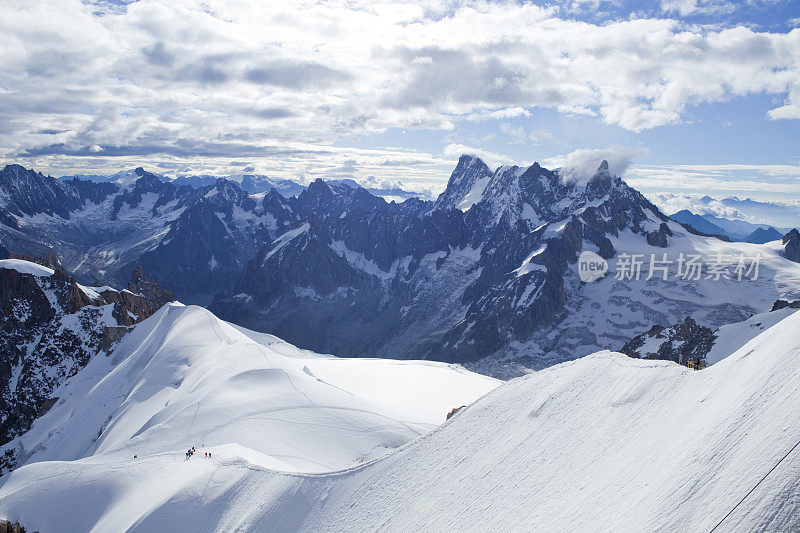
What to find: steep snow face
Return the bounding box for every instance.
[0,304,498,477]
[1,308,799,531]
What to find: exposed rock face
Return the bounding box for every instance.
[623,301,800,367]
[0,255,173,474]
[114,266,175,326]
[771,299,800,312]
[0,164,84,219]
[0,519,27,533]
[432,155,493,212]
[783,229,800,263]
[620,317,716,365]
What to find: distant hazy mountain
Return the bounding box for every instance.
[669,208,793,242]
[700,213,789,240]
[62,167,168,188]
[744,226,783,244]
[175,171,307,198]
[668,209,727,236]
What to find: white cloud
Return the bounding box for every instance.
[660,0,784,17]
[499,123,555,144]
[650,192,747,218]
[0,0,799,181]
[442,143,515,170]
[543,146,646,183]
[625,163,800,195]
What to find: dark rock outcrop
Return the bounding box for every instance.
[0,519,27,533]
[621,316,716,365]
[782,229,800,263]
[771,299,800,312]
[113,266,175,326]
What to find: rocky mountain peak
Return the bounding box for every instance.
[433,154,493,212]
[0,164,81,219]
[584,161,613,200]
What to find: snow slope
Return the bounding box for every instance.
[2,306,799,531]
[0,258,55,277]
[704,306,799,365]
[0,303,497,475]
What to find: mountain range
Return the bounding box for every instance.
[2,160,800,373]
[669,209,791,242]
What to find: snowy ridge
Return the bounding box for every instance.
[1,308,799,530]
[0,259,55,277]
[0,304,497,477]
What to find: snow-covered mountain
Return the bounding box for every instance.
[172,171,306,198]
[0,164,299,303]
[0,256,173,472]
[211,156,800,370]
[1,302,798,531]
[4,159,800,371]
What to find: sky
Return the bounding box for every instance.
[1,0,799,216]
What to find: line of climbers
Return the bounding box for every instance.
[185,447,212,459]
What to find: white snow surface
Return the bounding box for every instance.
[0,259,55,277]
[2,306,800,531]
[456,174,491,212]
[705,306,799,365]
